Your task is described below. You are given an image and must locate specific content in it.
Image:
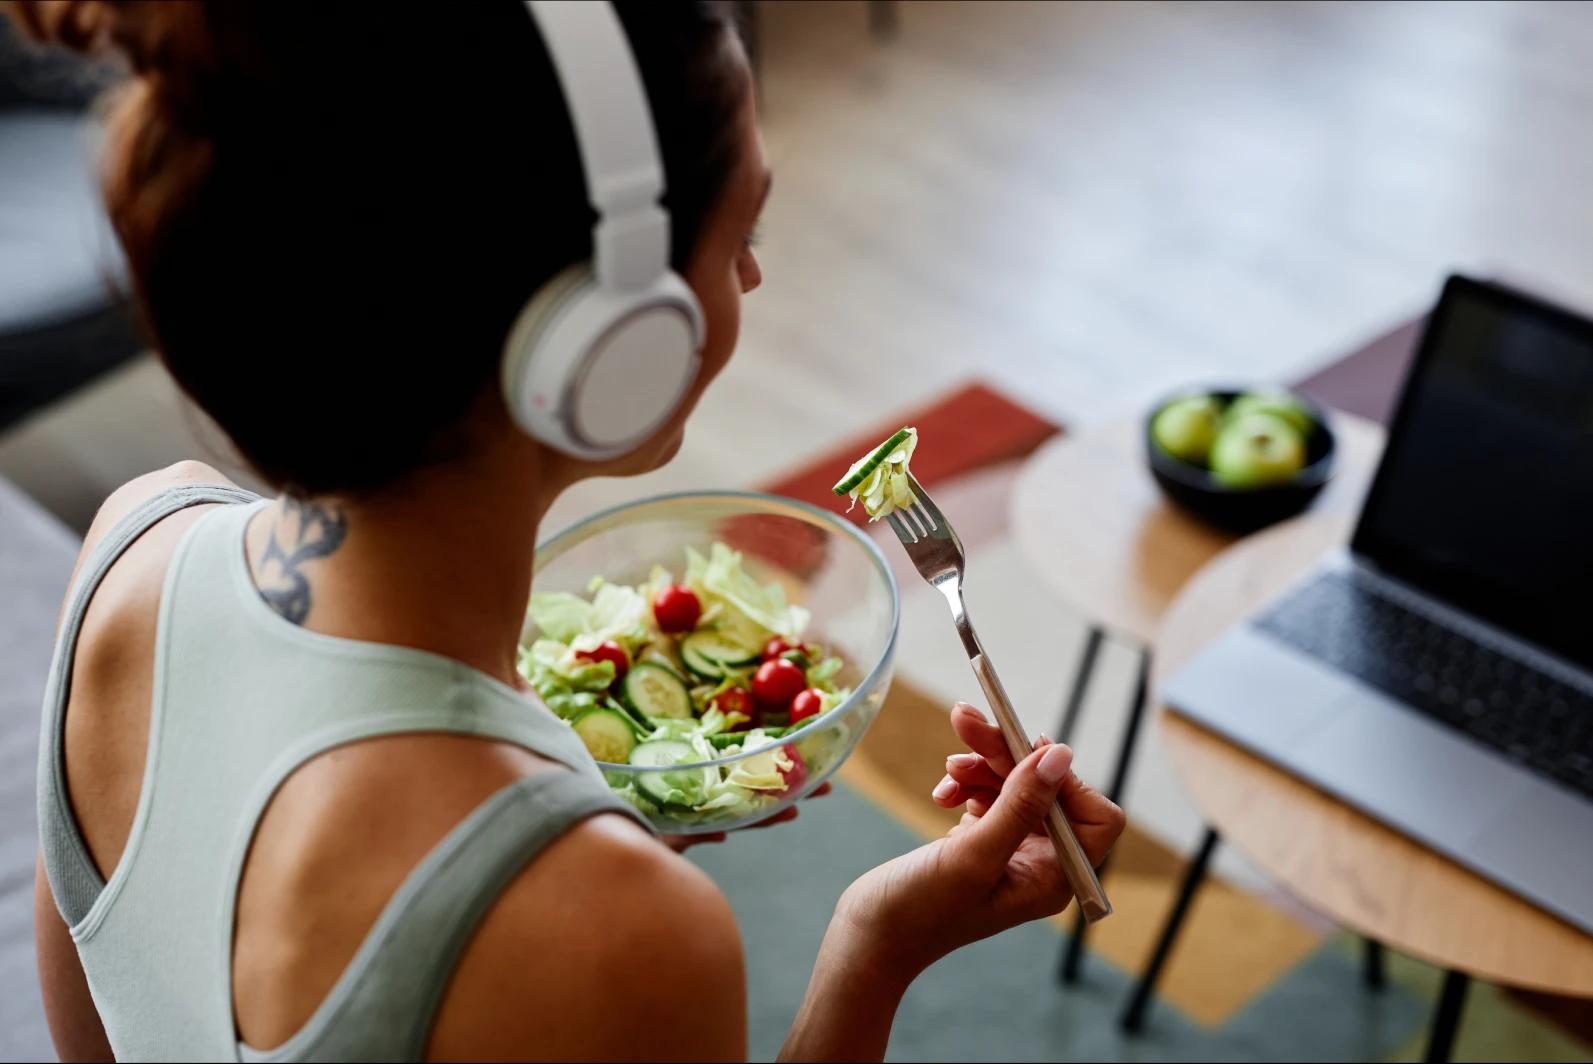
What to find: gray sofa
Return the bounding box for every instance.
[0,19,141,431]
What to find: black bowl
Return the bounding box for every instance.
[1144,386,1336,534]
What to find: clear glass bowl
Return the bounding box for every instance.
[529,491,900,834]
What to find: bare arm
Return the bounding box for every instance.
[428,813,747,1062]
[779,704,1126,1062]
[778,919,908,1063]
[35,855,112,1062]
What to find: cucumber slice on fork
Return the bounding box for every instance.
[832,427,915,495]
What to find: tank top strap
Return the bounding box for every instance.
[238,770,649,1063]
[37,483,260,927]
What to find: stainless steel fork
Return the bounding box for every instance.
[886,472,1112,922]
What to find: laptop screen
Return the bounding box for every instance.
[1351,276,1593,671]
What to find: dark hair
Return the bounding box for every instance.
[10,0,748,495]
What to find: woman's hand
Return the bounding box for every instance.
[779,703,1123,1062]
[663,782,832,852]
[834,702,1124,983]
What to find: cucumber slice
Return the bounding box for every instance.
[620,662,693,720]
[629,738,699,767]
[680,641,719,680]
[609,695,653,735]
[680,631,759,678]
[832,427,914,495]
[680,635,756,681]
[630,739,713,808]
[708,726,790,749]
[572,707,639,764]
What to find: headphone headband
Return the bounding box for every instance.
[524,0,670,291]
[504,0,704,461]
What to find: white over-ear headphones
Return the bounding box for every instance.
[503,0,706,460]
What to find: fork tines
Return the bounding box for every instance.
[884,473,943,544]
[887,506,934,543]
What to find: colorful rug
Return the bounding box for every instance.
[692,369,1593,1061]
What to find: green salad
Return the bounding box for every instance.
[519,542,853,824]
[833,426,918,521]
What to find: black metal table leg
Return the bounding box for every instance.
[1059,641,1152,984]
[1104,643,1152,805]
[1363,938,1386,990]
[1424,969,1470,1063]
[1120,827,1220,1032]
[1055,625,1104,746]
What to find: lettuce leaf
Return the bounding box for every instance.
[525,592,590,644]
[527,583,650,653]
[517,638,616,720]
[725,741,794,791]
[684,543,810,644]
[806,656,844,689]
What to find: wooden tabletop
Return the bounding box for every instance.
[1156,512,1593,997]
[1009,411,1385,645]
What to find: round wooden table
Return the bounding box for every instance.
[1157,512,1593,1001]
[1011,410,1593,1057]
[1007,409,1386,983]
[1010,411,1386,645]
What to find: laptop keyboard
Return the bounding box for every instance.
[1256,571,1593,801]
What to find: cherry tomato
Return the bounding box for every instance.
[752,657,806,709]
[789,688,825,723]
[762,637,797,661]
[574,640,629,680]
[712,686,754,726]
[652,584,702,633]
[779,744,809,792]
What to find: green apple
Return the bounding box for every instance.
[1210,412,1307,488]
[1225,390,1315,436]
[1152,395,1224,466]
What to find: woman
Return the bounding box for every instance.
[17,2,1124,1061]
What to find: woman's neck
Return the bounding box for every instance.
[245,449,557,688]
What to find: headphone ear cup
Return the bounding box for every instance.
[501,264,595,438]
[501,263,703,460]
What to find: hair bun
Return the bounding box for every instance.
[7,0,114,54]
[10,0,215,128]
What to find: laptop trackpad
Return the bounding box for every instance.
[1303,691,1526,846]
[1466,780,1593,924]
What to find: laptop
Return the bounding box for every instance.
[1163,274,1593,933]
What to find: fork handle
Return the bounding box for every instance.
[969,653,1114,923]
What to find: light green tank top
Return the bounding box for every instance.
[37,486,650,1062]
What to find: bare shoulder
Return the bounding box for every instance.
[81,459,239,553]
[66,458,240,605]
[428,812,747,1062]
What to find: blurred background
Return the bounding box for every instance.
[13,1,1593,527]
[3,2,1592,1061]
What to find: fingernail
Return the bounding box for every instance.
[932,776,957,800]
[953,702,987,722]
[1037,744,1073,785]
[1037,732,1051,745]
[947,753,979,770]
